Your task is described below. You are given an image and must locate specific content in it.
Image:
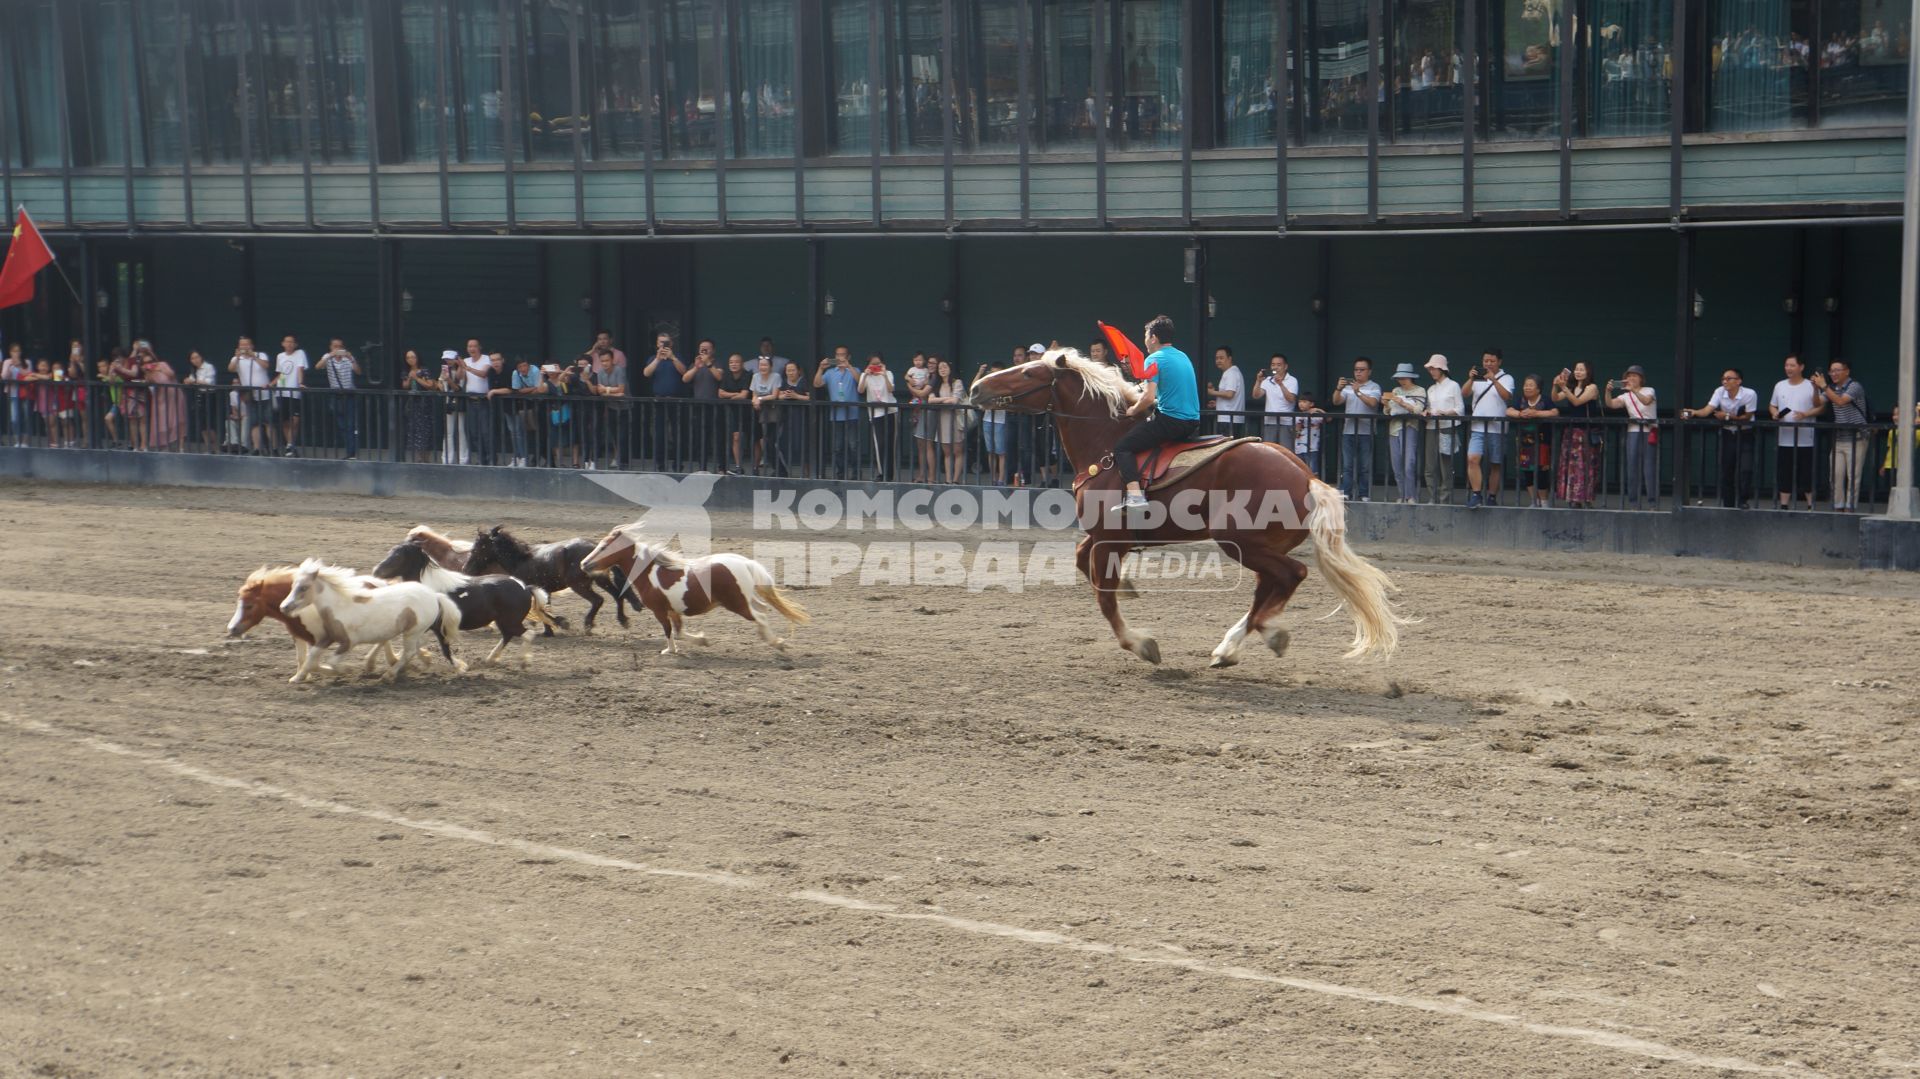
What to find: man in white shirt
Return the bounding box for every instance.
[274,335,308,457]
[1207,346,1246,433]
[459,339,497,465]
[438,349,469,464]
[188,351,220,451]
[1422,354,1463,504]
[1335,356,1383,501]
[229,335,274,454]
[1252,353,1298,446]
[1682,367,1758,508]
[1462,348,1514,508]
[1768,353,1822,510]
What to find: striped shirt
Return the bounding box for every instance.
[322,352,357,389]
[1828,378,1867,426]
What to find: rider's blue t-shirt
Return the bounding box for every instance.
[1147,346,1200,421]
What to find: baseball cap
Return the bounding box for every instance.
[440,349,458,361]
[1028,343,1046,354]
[1625,364,1647,377]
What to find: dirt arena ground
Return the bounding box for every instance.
[2,479,1917,1078]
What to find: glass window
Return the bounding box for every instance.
[521,0,582,160]
[76,0,147,167]
[1219,0,1287,147]
[964,0,1023,150]
[1392,0,1463,142]
[4,0,63,168]
[1707,1,1811,131]
[189,0,249,164]
[1037,0,1095,149]
[1585,0,1671,135]
[825,0,878,153]
[1117,0,1182,149]
[738,0,798,156]
[1301,0,1370,144]
[313,0,370,163]
[1817,0,1910,125]
[590,0,660,158]
[452,0,506,162]
[892,0,949,152]
[1487,0,1561,139]
[396,0,447,162]
[253,0,308,164]
[140,0,188,166]
[662,0,719,156]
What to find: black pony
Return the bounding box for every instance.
[373,539,564,664]
[461,525,630,635]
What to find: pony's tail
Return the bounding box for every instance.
[527,587,568,631]
[1305,478,1409,660]
[755,583,811,626]
[434,594,467,670]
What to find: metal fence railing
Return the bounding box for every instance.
[0,381,1909,514]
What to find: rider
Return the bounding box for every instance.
[1110,314,1200,512]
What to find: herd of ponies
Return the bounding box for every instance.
[225,520,810,684]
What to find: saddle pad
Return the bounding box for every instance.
[1145,435,1264,491]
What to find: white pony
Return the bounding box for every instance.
[279,559,464,684]
[580,521,809,656]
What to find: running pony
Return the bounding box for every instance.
[405,525,473,570]
[462,525,631,635]
[581,521,809,655]
[970,347,1408,668]
[372,539,563,666]
[228,565,401,678]
[279,560,464,684]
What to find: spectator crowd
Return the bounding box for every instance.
[1,330,1913,515]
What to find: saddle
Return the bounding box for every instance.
[1075,435,1262,493]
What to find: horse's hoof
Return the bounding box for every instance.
[1264,629,1291,658]
[1208,653,1238,669]
[1136,639,1162,665]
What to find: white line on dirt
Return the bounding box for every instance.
[4,713,1808,1076]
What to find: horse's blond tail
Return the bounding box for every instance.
[755,583,811,626]
[1305,478,1409,660]
[526,587,566,631]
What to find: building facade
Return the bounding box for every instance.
[0,0,1911,406]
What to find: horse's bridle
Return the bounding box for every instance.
[974,365,1112,421]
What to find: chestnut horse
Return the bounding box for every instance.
[581,521,810,655]
[227,565,402,678]
[970,348,1406,667]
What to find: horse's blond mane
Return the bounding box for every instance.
[1039,347,1135,417]
[296,558,364,592]
[244,565,298,588]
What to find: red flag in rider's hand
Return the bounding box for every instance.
[1096,321,1155,380]
[0,208,55,310]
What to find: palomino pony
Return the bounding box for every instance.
[581,521,809,655]
[372,539,562,666]
[970,348,1407,668]
[462,525,631,635]
[228,565,401,678]
[279,560,464,684]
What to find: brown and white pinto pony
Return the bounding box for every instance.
[406,525,474,570]
[227,566,402,678]
[581,522,810,655]
[969,347,1407,668]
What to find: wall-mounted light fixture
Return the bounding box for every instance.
[526,293,541,311]
[1824,296,1840,314]
[940,297,953,314]
[400,289,414,313]
[824,293,836,317]
[1782,296,1799,315]
[1691,291,1705,320]
[1206,295,1218,318]
[1310,296,1326,317]
[580,295,594,312]
[94,290,108,310]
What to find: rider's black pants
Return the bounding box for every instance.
[1114,413,1200,486]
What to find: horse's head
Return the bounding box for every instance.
[229,567,292,637]
[969,356,1060,414]
[371,541,426,582]
[279,559,326,617]
[582,524,638,577]
[462,530,498,575]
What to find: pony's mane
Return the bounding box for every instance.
[486,526,534,560]
[296,558,364,592]
[611,520,688,572]
[1040,347,1134,417]
[418,560,471,592]
[244,565,298,588]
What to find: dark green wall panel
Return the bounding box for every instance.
[397,240,543,364]
[252,239,382,378]
[691,240,809,362]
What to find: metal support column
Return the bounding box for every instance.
[1891,0,1920,518]
[1672,230,1696,508]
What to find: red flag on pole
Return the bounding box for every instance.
[1096,320,1155,380]
[0,208,57,310]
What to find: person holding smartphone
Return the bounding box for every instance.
[1681,367,1757,508]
